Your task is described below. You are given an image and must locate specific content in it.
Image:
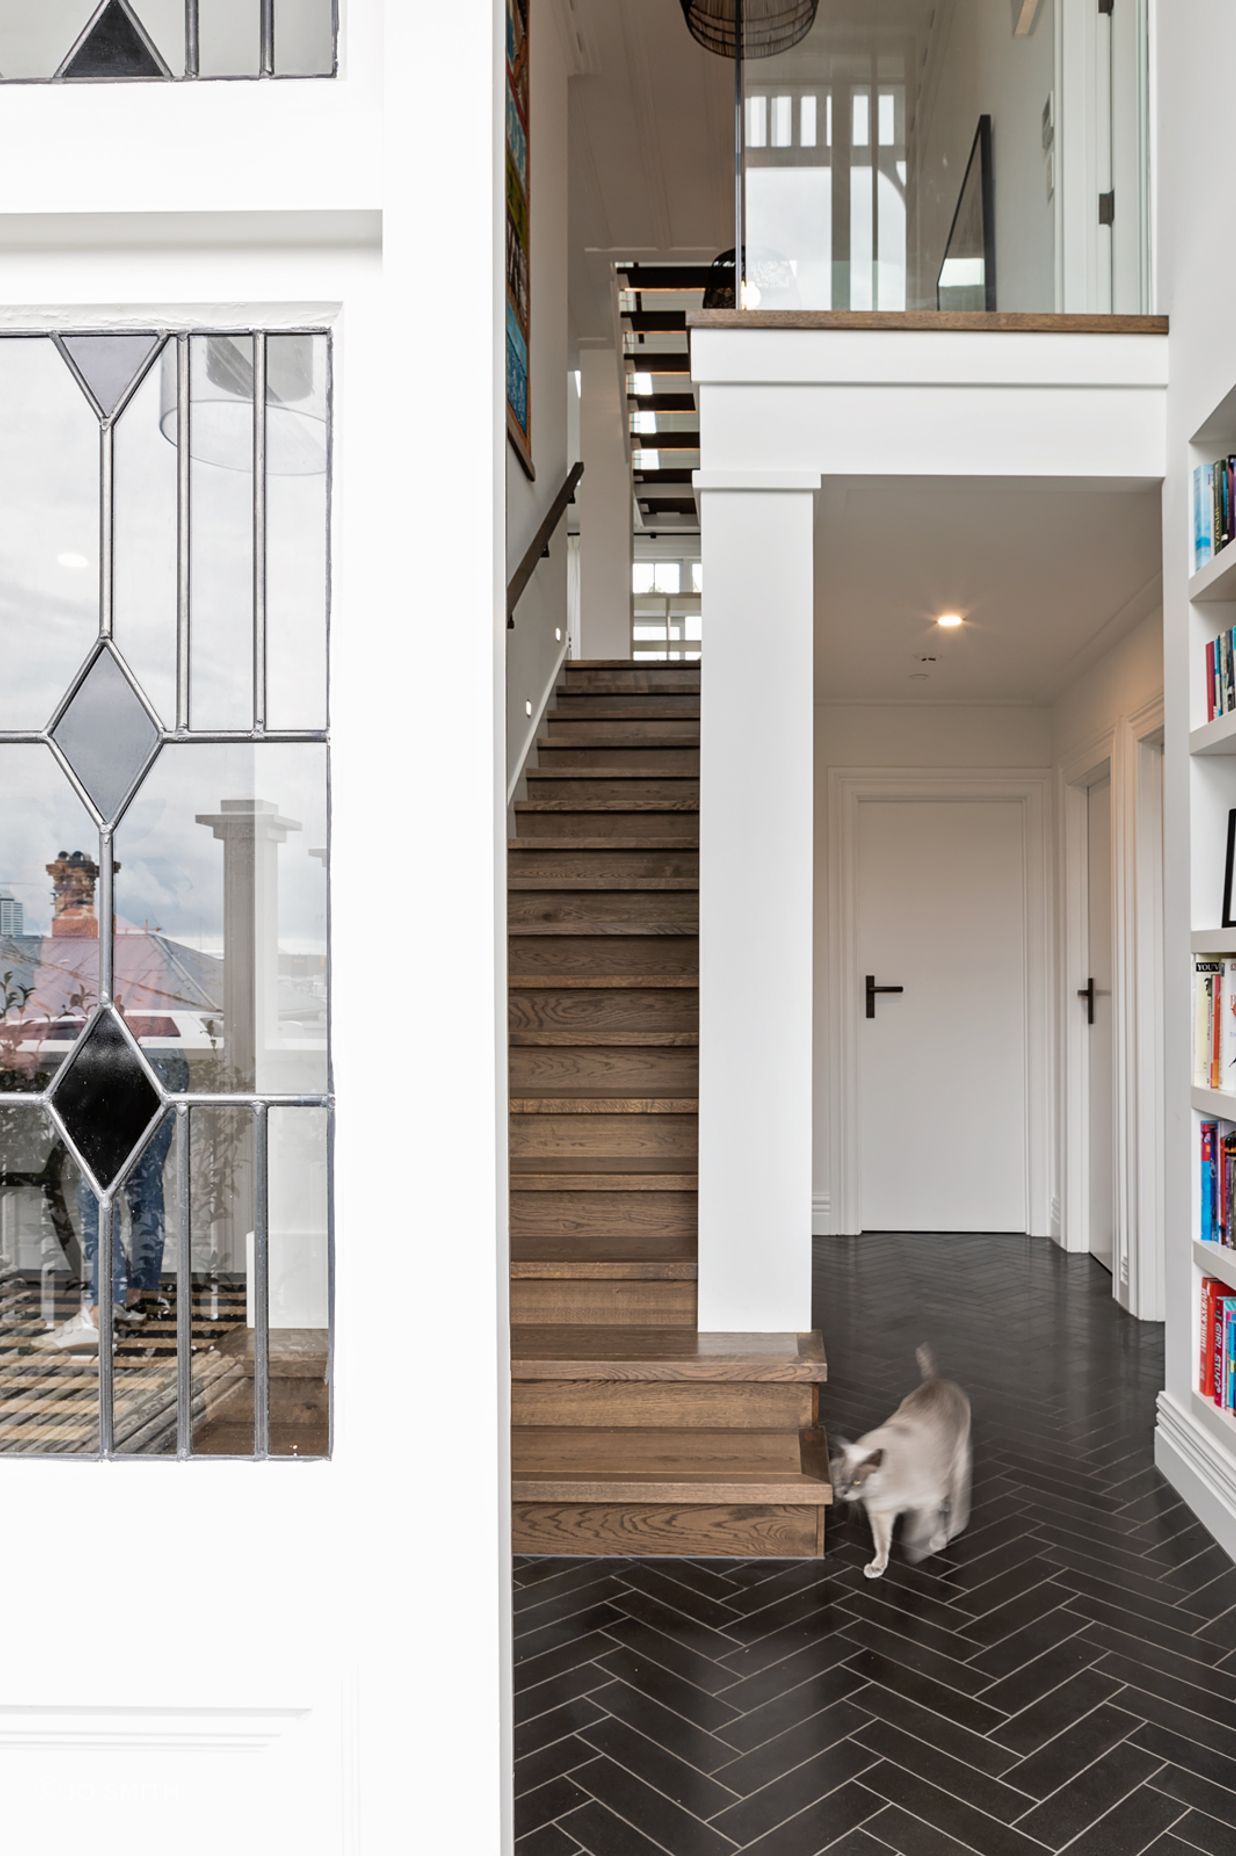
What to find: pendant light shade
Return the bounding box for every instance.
[679,0,819,59]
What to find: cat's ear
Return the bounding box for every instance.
[861,1449,884,1471]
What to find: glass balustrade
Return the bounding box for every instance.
[736,0,1149,316]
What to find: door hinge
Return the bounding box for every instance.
[1098,0,1113,14]
[1098,190,1115,226]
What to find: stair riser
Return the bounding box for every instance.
[561,670,699,695]
[509,849,699,888]
[509,894,698,936]
[536,747,700,772]
[510,1047,699,1092]
[522,779,700,809]
[512,1382,814,1429]
[544,719,700,742]
[510,990,698,1040]
[550,696,700,718]
[514,812,699,840]
[510,1189,696,1240]
[509,1115,698,1160]
[512,1502,823,1557]
[510,1282,696,1326]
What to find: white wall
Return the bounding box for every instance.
[1052,608,1164,763]
[577,341,634,660]
[506,0,572,793]
[913,0,1055,311]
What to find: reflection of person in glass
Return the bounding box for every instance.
[47,1047,190,1355]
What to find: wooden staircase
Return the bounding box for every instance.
[509,659,831,1556]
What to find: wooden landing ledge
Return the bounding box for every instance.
[687,310,1168,335]
[512,1326,827,1382]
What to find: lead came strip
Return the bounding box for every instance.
[253,1104,270,1457]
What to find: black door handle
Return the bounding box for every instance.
[866,974,905,1020]
[1078,977,1095,1026]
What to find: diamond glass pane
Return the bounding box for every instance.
[52,1011,161,1190]
[52,647,159,823]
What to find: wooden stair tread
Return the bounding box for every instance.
[511,1327,827,1381]
[564,660,702,670]
[515,798,700,813]
[526,767,700,781]
[512,1427,831,1506]
[509,837,699,852]
[511,938,696,973]
[510,1030,699,1047]
[510,1093,698,1110]
[511,1259,697,1280]
[511,1232,695,1264]
[544,706,701,720]
[510,1159,697,1187]
[538,733,700,747]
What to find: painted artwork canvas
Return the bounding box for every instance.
[505,0,533,476]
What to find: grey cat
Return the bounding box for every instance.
[830,1344,971,1579]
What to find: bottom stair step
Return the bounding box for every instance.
[511,1425,831,1505]
[512,1502,824,1558]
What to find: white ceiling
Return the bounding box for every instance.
[814,477,1163,704]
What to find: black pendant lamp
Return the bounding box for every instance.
[679,0,819,60]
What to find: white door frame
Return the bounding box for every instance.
[1125,699,1166,1319]
[826,768,1053,1238]
[1060,732,1115,1259]
[1060,702,1165,1318]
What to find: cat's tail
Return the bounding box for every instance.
[916,1343,936,1380]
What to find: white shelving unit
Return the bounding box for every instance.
[1183,411,1236,1546]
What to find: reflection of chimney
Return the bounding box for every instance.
[46,850,99,938]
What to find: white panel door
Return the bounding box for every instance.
[856,798,1027,1232]
[1087,775,1116,1270]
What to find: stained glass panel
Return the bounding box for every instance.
[0,0,335,80]
[0,326,331,1459]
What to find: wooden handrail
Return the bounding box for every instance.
[507,462,584,627]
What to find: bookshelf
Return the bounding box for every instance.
[1185,390,1236,1526]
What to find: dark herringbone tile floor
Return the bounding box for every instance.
[513,1234,1236,1856]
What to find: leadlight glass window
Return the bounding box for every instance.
[0,328,331,1460]
[0,1,336,82]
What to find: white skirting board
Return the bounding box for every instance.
[1156,1392,1236,1565]
[812,1194,831,1235]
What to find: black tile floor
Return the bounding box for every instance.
[513,1234,1236,1856]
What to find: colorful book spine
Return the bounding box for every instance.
[1203,1121,1217,1241]
[1226,1302,1236,1409]
[1196,463,1216,571]
[1202,1276,1222,1398]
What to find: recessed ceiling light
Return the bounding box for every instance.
[936,612,964,629]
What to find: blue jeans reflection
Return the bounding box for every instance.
[78,1114,175,1309]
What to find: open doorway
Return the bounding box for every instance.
[817,473,1165,1323]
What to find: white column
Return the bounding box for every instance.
[577,341,633,659]
[697,475,818,1333]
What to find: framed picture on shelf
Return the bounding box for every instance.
[937,116,996,313]
[1224,809,1236,928]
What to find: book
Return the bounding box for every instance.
[1196,958,1224,1087]
[1196,463,1216,571]
[1202,1275,1223,1397]
[1226,1301,1236,1409]
[1203,1120,1218,1241]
